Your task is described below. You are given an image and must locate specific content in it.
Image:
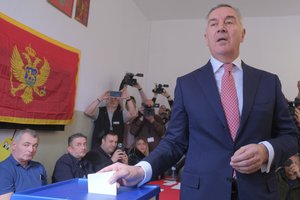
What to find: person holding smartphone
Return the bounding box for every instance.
[84,87,137,149]
[84,132,128,172]
[277,154,300,200]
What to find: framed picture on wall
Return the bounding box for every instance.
[48,0,75,17]
[75,0,90,26]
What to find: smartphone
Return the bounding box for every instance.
[109,91,122,97]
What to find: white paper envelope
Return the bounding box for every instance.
[88,171,116,196]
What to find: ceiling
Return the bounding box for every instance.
[132,0,300,20]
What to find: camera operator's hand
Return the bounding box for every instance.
[120,86,130,100]
[111,149,127,163]
[145,115,155,123]
[132,82,142,90]
[84,90,110,118]
[162,89,170,98]
[99,90,110,102]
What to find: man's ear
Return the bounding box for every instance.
[11,140,18,150]
[204,33,208,45]
[241,28,246,42]
[67,146,72,153]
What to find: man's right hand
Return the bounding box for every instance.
[99,163,145,187]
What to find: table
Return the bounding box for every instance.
[149,179,180,200]
[11,178,160,200]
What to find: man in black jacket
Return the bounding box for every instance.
[52,133,93,183]
[84,132,128,172]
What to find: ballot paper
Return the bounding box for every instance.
[88,171,116,196]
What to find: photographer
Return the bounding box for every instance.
[129,99,165,152]
[152,84,174,109]
[84,87,136,149]
[276,154,300,200]
[152,85,173,126]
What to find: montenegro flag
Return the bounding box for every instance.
[0,13,80,125]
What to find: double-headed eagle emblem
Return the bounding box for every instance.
[10,45,50,104]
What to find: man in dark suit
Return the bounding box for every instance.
[100,4,300,200]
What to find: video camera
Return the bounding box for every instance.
[152,83,169,94]
[288,99,300,115]
[122,72,143,86]
[143,103,159,117]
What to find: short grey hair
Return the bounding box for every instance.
[13,129,39,142]
[206,4,243,24]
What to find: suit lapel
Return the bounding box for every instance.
[193,62,228,128]
[236,62,262,140]
[193,61,263,142]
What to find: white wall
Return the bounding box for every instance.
[147,16,300,102]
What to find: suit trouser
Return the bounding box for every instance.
[231,179,238,200]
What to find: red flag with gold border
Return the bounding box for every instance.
[0,12,80,125]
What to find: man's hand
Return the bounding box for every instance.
[230,144,268,174]
[99,163,145,187]
[111,149,126,163]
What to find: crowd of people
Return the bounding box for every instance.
[0,77,174,199]
[1,4,300,200]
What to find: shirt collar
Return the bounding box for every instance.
[210,56,242,73]
[9,154,32,168]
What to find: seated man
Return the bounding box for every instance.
[0,129,47,200]
[277,154,300,200]
[52,133,93,183]
[84,132,128,172]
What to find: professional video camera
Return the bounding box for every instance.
[143,103,159,117]
[288,99,300,115]
[123,73,143,86]
[119,72,143,90]
[152,83,169,94]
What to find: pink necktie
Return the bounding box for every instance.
[221,63,240,140]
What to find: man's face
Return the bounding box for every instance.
[68,137,88,160]
[101,134,118,155]
[107,97,119,109]
[204,6,245,62]
[12,133,39,164]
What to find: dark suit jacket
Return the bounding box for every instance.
[144,61,299,200]
[52,153,94,183]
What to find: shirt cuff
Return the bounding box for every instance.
[259,141,274,173]
[135,161,152,187]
